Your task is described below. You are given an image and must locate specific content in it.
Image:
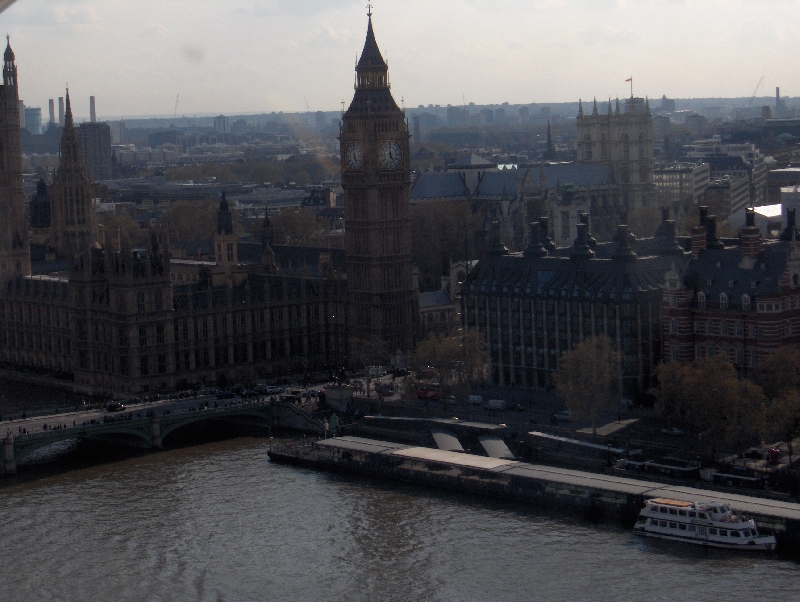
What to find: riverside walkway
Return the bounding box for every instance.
[270,436,800,547]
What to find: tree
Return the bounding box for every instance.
[755,346,800,402]
[347,335,388,371]
[653,357,765,459]
[764,389,800,465]
[411,330,489,396]
[554,336,619,435]
[98,211,147,247]
[156,199,219,244]
[271,207,319,245]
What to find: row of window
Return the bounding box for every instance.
[649,519,753,538]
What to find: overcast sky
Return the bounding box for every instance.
[1,0,799,121]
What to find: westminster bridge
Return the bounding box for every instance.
[2,395,326,475]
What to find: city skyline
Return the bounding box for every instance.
[1,0,799,121]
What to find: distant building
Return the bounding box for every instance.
[653,162,710,217]
[24,106,41,134]
[77,121,112,181]
[685,113,707,137]
[214,115,230,134]
[684,140,767,206]
[652,114,671,139]
[660,95,676,112]
[704,176,750,218]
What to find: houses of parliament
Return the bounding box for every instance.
[0,19,419,397]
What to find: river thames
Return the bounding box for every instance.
[1,436,799,602]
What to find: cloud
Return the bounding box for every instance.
[181,45,205,64]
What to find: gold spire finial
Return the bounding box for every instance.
[367,3,373,17]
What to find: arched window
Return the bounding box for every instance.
[600,135,608,160]
[719,293,728,310]
[741,295,750,311]
[697,292,706,308]
[584,135,593,161]
[622,134,630,160]
[638,133,645,159]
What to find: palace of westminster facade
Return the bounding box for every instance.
[3,19,800,400]
[0,21,416,396]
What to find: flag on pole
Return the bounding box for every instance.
[625,78,632,82]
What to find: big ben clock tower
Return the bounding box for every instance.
[341,11,416,353]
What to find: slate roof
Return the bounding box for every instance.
[684,241,789,305]
[410,172,469,200]
[419,289,452,308]
[536,163,615,188]
[357,17,387,70]
[450,154,496,168]
[475,169,520,197]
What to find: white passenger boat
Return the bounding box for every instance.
[634,498,776,550]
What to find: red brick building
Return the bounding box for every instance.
[662,207,800,373]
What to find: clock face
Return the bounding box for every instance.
[345,142,363,170]
[379,141,403,170]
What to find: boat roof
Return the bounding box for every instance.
[648,498,694,507]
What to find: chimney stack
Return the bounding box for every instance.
[691,225,707,256]
[48,99,55,125]
[524,222,547,258]
[706,215,724,250]
[58,97,64,126]
[538,216,556,251]
[741,208,762,266]
[90,96,96,123]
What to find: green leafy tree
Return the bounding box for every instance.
[412,330,489,397]
[553,336,619,435]
[755,346,800,401]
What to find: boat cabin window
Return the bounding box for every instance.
[669,508,677,515]
[689,512,697,518]
[660,520,668,527]
[669,522,677,529]
[730,531,740,537]
[659,507,667,513]
[688,525,696,532]
[742,529,750,537]
[678,524,687,530]
[719,529,728,536]
[709,528,718,535]
[678,510,687,516]
[699,513,708,519]
[650,519,659,525]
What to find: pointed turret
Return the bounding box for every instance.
[592,97,598,116]
[577,99,584,118]
[615,98,620,115]
[3,35,17,88]
[51,88,97,258]
[607,98,612,115]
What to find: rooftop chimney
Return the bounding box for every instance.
[489,221,509,257]
[613,224,637,262]
[698,206,709,228]
[48,99,55,125]
[538,217,556,252]
[579,212,597,248]
[691,225,707,256]
[524,222,547,259]
[58,97,64,126]
[570,223,595,260]
[741,208,762,267]
[90,96,96,123]
[706,215,724,250]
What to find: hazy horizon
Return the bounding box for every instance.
[1,1,798,122]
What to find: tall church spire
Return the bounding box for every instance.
[64,88,73,127]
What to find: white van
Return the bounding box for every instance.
[484,399,507,411]
[368,366,386,378]
[467,394,483,406]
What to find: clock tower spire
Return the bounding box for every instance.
[341,11,417,354]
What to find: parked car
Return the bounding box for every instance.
[510,403,524,412]
[107,402,125,412]
[444,396,457,405]
[467,395,483,406]
[551,410,571,422]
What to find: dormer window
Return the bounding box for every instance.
[697,292,706,308]
[719,293,728,310]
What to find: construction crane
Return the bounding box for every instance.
[304,97,311,112]
[749,76,764,107]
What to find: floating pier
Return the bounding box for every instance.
[269,436,800,549]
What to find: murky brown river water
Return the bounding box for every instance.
[1,437,799,601]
